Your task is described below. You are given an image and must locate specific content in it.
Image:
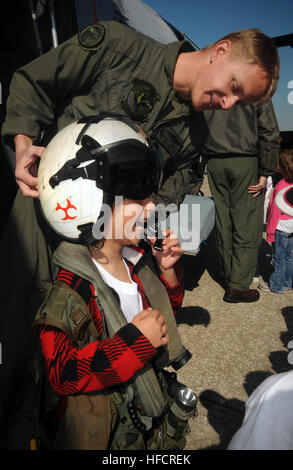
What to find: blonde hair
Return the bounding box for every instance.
[204,29,280,103]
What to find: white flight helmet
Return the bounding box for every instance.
[38,113,162,243]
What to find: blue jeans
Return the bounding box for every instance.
[269,230,293,293]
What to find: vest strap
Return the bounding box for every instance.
[46,241,186,417]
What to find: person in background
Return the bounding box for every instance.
[258,149,293,293]
[203,100,280,303]
[252,175,273,284]
[228,369,293,450]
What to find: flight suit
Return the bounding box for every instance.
[0,20,207,441]
[203,100,280,291]
[3,20,206,204]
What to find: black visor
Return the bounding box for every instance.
[93,139,163,200]
[50,127,163,201]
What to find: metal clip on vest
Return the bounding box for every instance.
[163,372,198,439]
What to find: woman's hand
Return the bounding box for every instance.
[248,176,267,198]
[14,134,46,197]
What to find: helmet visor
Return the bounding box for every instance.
[94,139,163,200]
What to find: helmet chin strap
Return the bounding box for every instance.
[78,192,114,246]
[91,239,105,251]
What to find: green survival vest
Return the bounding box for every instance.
[33,241,192,450]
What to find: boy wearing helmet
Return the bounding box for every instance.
[32,114,196,450]
[0,20,279,444]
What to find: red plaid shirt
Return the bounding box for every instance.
[39,257,184,397]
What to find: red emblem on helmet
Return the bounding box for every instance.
[56,199,77,220]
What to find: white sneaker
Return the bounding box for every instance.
[258,282,284,294]
[258,281,271,292]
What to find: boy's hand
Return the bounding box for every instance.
[132,308,169,348]
[150,228,183,271]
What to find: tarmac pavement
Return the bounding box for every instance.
[175,178,293,450]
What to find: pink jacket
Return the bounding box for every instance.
[266,178,293,242]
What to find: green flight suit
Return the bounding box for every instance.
[2,21,206,204]
[0,20,207,439]
[203,101,280,291]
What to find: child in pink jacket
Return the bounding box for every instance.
[259,149,293,294]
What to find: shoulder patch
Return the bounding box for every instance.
[78,23,105,51]
[121,79,160,122]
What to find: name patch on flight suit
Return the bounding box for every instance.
[78,24,105,51]
[121,79,160,122]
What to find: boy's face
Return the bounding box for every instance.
[190,42,269,111]
[107,197,155,245]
